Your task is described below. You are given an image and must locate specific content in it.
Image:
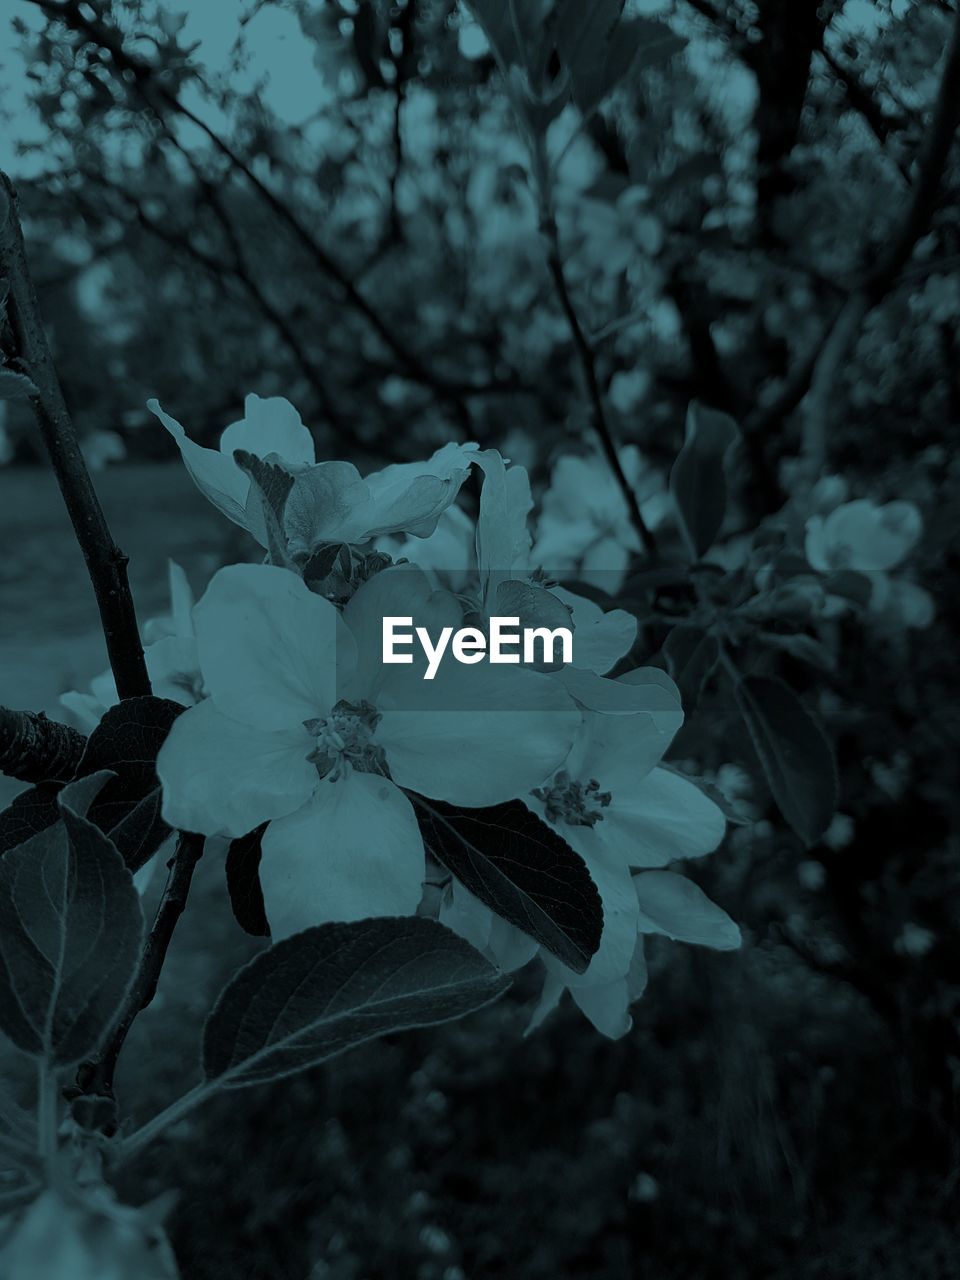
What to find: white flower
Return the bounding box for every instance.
[378,504,477,592]
[157,563,579,939]
[531,447,668,592]
[804,499,922,572]
[804,498,933,628]
[60,561,201,731]
[151,394,478,550]
[473,449,641,677]
[442,671,734,1038]
[149,394,316,543]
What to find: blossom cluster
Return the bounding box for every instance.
[66,396,738,1038]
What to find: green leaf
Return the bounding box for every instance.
[670,402,740,559]
[0,775,145,1066]
[202,917,509,1089]
[554,6,685,114]
[467,0,553,73]
[0,784,60,856]
[555,0,624,112]
[225,824,269,938]
[413,798,602,974]
[662,623,719,711]
[0,699,182,871]
[733,674,838,846]
[0,369,38,400]
[234,449,296,568]
[759,632,837,673]
[76,697,185,871]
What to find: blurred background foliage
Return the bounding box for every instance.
[1,0,960,1276]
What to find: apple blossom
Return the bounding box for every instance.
[157,562,580,940]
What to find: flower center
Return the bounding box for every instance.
[305,700,386,782]
[532,770,612,827]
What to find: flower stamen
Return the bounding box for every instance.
[305,700,387,782]
[532,769,612,827]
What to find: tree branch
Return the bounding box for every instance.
[865,8,960,301]
[542,214,657,559]
[0,172,151,700]
[27,0,478,431]
[74,832,205,1114]
[746,5,960,465]
[0,706,85,784]
[819,47,909,152]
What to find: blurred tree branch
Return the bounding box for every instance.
[0,170,151,700]
[799,3,960,475]
[74,166,344,434]
[23,0,493,432]
[542,212,658,558]
[818,46,910,152]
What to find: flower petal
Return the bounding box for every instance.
[195,564,350,729]
[605,767,726,867]
[259,772,425,938]
[377,662,579,806]
[439,879,492,954]
[342,564,462,694]
[633,870,740,949]
[145,635,201,706]
[556,668,683,728]
[553,587,637,674]
[569,976,631,1038]
[357,442,479,540]
[283,461,370,554]
[219,394,316,466]
[525,795,640,987]
[440,879,541,973]
[157,698,315,838]
[148,400,249,527]
[475,449,533,595]
[564,705,678,795]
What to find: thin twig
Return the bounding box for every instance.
[541,216,657,557]
[26,0,475,430]
[0,172,151,701]
[75,833,205,1106]
[0,706,85,784]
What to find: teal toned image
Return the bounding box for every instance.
[0,2,958,1276]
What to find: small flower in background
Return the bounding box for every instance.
[823,813,855,851]
[79,429,126,471]
[804,498,922,573]
[895,923,936,958]
[60,560,202,732]
[157,562,579,939]
[803,493,934,629]
[609,367,652,415]
[571,185,664,280]
[531,447,669,591]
